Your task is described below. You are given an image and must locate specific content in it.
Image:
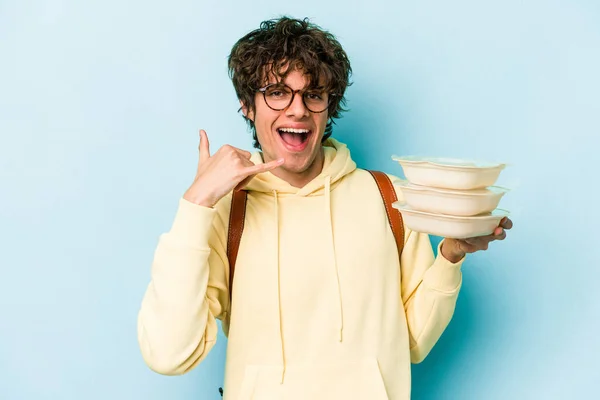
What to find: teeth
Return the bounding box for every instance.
[278,128,310,134]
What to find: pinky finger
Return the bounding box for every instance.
[247,158,285,174]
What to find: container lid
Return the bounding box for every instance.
[391,155,506,170]
[393,179,510,196]
[392,202,510,220]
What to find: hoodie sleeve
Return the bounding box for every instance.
[388,174,464,363]
[137,196,230,375]
[400,228,464,363]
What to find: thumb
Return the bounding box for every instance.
[199,129,210,163]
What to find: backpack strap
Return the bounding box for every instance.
[366,170,405,259]
[226,170,405,302]
[226,189,248,302]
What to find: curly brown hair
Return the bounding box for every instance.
[228,16,353,149]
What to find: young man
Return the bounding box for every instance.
[137,17,512,399]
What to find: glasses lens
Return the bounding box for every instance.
[264,85,293,110]
[303,90,330,113]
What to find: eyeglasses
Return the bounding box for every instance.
[258,83,337,113]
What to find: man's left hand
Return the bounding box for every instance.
[440,217,513,263]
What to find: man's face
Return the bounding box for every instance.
[245,69,329,176]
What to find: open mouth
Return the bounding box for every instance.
[277,127,312,150]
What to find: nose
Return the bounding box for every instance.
[285,91,310,119]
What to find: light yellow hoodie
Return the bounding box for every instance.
[137,138,464,399]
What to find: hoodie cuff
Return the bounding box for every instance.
[168,198,217,248]
[422,240,464,293]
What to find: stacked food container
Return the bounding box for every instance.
[391,156,510,239]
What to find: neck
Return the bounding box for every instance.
[269,148,325,188]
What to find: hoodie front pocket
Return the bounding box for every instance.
[237,359,389,400]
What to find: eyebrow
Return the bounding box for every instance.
[268,82,327,92]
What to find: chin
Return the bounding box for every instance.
[282,147,321,172]
[281,160,310,174]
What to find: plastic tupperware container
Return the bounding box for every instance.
[394,180,509,216]
[391,155,506,190]
[392,202,510,239]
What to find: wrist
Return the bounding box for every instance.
[441,239,465,263]
[183,190,216,208]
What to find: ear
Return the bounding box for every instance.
[240,101,254,122]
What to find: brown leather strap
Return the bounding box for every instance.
[227,189,248,301]
[367,170,405,258]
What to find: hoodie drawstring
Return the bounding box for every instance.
[274,190,287,383]
[324,176,344,342]
[274,178,344,385]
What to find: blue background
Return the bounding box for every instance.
[1,1,598,399]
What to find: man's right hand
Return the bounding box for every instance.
[183,129,284,207]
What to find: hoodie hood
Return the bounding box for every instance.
[245,138,357,196]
